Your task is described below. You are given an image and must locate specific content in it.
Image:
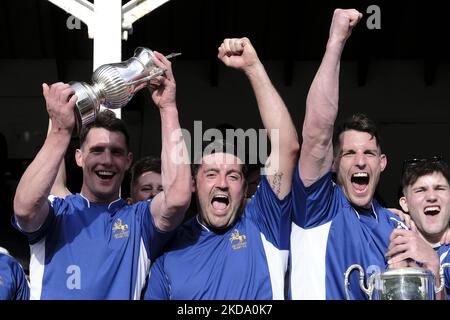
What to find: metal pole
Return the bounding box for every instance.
[93,0,123,119]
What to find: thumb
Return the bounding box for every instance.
[42,83,49,97]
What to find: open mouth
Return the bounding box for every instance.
[424,206,440,216]
[95,170,116,180]
[211,194,230,211]
[351,172,369,192]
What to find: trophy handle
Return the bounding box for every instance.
[434,262,450,293]
[344,264,374,300]
[127,67,166,86]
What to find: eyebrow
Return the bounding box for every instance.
[204,167,243,176]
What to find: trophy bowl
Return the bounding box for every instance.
[345,263,450,300]
[69,47,168,135]
[372,267,435,300]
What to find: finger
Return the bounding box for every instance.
[348,11,362,27]
[223,39,232,55]
[217,43,226,59]
[153,51,170,64]
[153,52,174,80]
[68,94,78,108]
[387,252,410,265]
[389,260,409,269]
[133,82,148,93]
[389,228,405,241]
[61,87,75,104]
[49,82,65,95]
[42,83,49,98]
[386,244,409,258]
[407,260,420,268]
[441,228,450,245]
[152,52,170,71]
[229,38,239,53]
[388,235,410,250]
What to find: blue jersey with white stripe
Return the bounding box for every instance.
[290,170,403,300]
[144,175,291,300]
[13,193,174,300]
[0,253,29,300]
[437,244,450,299]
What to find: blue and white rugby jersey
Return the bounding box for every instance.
[13,193,175,300]
[0,252,29,300]
[144,175,291,300]
[438,244,450,299]
[290,170,404,300]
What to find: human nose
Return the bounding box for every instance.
[216,173,229,189]
[354,153,367,169]
[425,190,438,202]
[100,150,113,165]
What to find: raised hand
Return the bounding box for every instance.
[147,51,176,109]
[42,82,77,134]
[217,37,261,73]
[328,9,363,46]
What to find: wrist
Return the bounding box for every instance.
[243,61,265,78]
[326,38,346,53]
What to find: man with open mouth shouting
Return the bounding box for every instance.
[387,157,450,299]
[144,37,299,300]
[289,8,404,299]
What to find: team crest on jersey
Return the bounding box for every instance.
[112,218,129,239]
[229,229,247,250]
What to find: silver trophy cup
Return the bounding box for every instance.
[344,263,450,300]
[70,47,168,135]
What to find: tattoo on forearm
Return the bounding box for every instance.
[271,172,283,197]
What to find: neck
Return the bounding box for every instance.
[80,189,120,204]
[422,232,443,248]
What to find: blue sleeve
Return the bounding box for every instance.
[0,254,29,300]
[143,256,170,300]
[12,260,29,300]
[440,248,450,299]
[11,197,63,244]
[136,200,177,261]
[292,167,337,228]
[245,175,292,250]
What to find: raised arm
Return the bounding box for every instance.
[48,119,72,198]
[299,9,362,187]
[148,52,191,232]
[218,37,299,199]
[14,83,77,232]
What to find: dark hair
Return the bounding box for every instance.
[191,139,249,180]
[401,157,450,194]
[131,156,161,185]
[79,110,130,150]
[332,113,381,157]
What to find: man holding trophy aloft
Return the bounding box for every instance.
[12,51,191,299]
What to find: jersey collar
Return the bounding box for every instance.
[78,193,127,213]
